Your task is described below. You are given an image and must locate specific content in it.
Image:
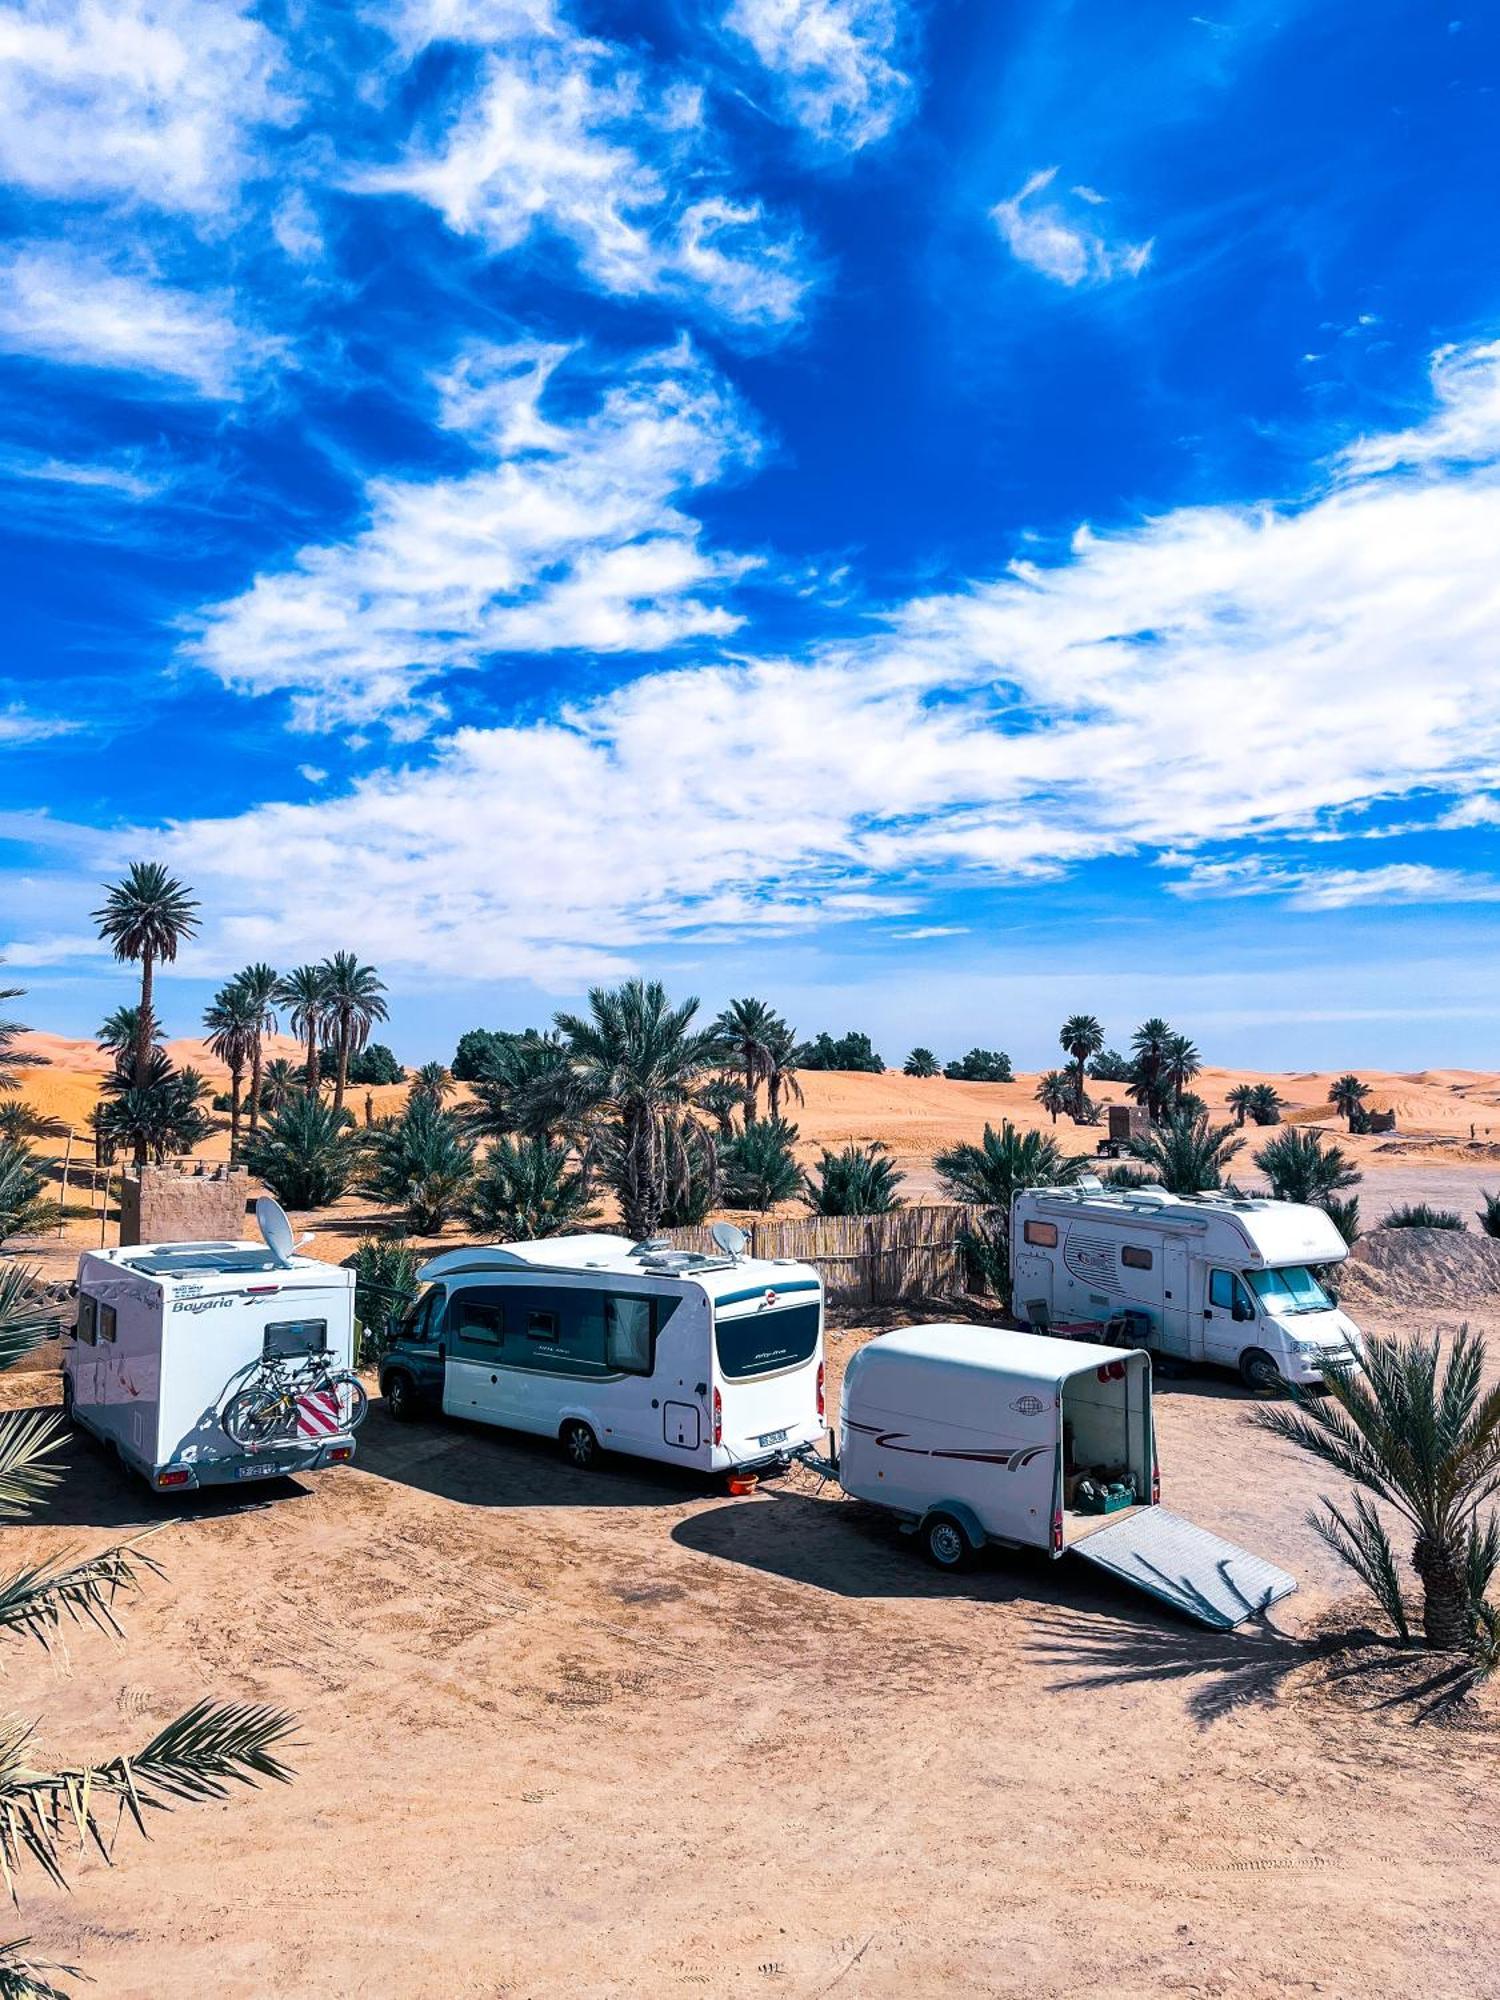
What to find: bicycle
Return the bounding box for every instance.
[222,1350,368,1450]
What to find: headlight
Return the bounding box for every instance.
[1291,1340,1325,1360]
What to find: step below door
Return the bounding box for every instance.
[1072,1507,1297,1630]
[663,1400,700,1450]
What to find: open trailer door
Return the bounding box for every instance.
[1072,1507,1297,1630]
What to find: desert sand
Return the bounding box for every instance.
[2,1286,1497,1999]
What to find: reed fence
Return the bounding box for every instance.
[664,1204,992,1306]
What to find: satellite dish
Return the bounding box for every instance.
[710,1221,747,1261]
[256,1195,296,1268]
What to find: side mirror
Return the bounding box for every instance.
[1233,1301,1252,1323]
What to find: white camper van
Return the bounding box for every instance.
[65,1203,362,1491]
[1011,1183,1364,1390]
[380,1230,825,1478]
[834,1322,1296,1629]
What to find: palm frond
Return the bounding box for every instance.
[1464,1511,1500,1610]
[0,1937,84,1999]
[1309,1493,1410,1642]
[0,1413,68,1522]
[0,1270,60,1377]
[0,1700,296,1898]
[0,1542,165,1649]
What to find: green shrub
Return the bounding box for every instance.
[342,1238,421,1364]
[797,1030,884,1073]
[1382,1204,1465,1231]
[243,1096,358,1209]
[719,1119,802,1212]
[942,1048,1013,1082]
[360,1099,477,1234]
[804,1142,905,1215]
[464,1136,598,1240]
[347,1042,404,1086]
[1477,1192,1500,1239]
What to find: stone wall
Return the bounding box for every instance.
[118,1167,252,1248]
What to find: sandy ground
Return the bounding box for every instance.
[3,1289,1498,1999]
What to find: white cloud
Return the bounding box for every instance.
[0,704,77,747]
[0,244,250,396]
[1165,857,1500,910]
[361,10,809,326]
[991,168,1152,286]
[724,0,915,152]
[1339,340,1500,475]
[892,925,970,939]
[1442,794,1500,828]
[187,335,762,729]
[0,0,291,214]
[0,448,164,499]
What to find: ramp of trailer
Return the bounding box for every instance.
[1072,1506,1297,1630]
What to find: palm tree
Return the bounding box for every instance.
[95,1050,212,1166]
[557,979,722,1239]
[1059,1013,1104,1118]
[408,1061,452,1108]
[1034,1070,1072,1124]
[321,952,388,1119]
[91,862,200,1101]
[720,1118,802,1212]
[1254,1127,1361,1206]
[0,1101,66,1144]
[360,1098,477,1234]
[0,1138,55,1243]
[0,972,45,1097]
[763,1015,804,1123]
[232,964,280,1134]
[97,1003,143,1060]
[276,964,332,1097]
[653,1112,722,1227]
[1256,1326,1500,1652]
[0,1265,297,1994]
[202,983,259,1160]
[1227,1082,1255,1127]
[464,1136,598,1241]
[804,1142,905,1215]
[714,997,776,1126]
[904,1047,940,1078]
[1246,1082,1284,1126]
[699,1073,745,1141]
[1330,1074,1371,1131]
[243,1096,357,1209]
[1162,1031,1201,1110]
[1129,1109,1243,1195]
[934,1120,1085,1207]
[342,1237,422,1364]
[258,1056,300,1114]
[1127,1016,1173,1123]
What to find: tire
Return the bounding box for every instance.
[223,1387,292,1449]
[383,1370,419,1424]
[560,1419,599,1471]
[1239,1347,1283,1393]
[922,1513,975,1572]
[330,1372,369,1432]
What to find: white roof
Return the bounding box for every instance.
[1019,1186,1348,1267]
[418,1232,818,1301]
[90,1240,345,1284]
[846,1321,1143,1387]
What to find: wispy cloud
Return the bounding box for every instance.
[1165,856,1500,910]
[991,168,1151,286]
[892,924,969,939]
[360,6,811,327]
[0,703,79,748]
[1339,340,1500,475]
[0,244,251,396]
[0,0,292,214]
[724,0,916,152]
[187,334,762,730]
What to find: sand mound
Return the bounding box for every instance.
[1342,1227,1500,1310]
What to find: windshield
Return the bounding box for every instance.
[1245,1265,1333,1315]
[715,1302,820,1380]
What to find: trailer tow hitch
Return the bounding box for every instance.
[790,1440,839,1482]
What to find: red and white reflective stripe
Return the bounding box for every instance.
[296,1388,342,1439]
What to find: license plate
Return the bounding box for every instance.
[758,1427,789,1448]
[235,1459,288,1480]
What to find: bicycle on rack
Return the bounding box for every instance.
[221,1350,368,1450]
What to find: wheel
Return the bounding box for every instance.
[560,1420,599,1470]
[382,1370,419,1424]
[330,1372,369,1431]
[1239,1347,1283,1393]
[223,1387,291,1449]
[922,1513,975,1572]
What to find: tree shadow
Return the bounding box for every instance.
[1030,1602,1488,1726]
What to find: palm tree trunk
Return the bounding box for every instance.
[1074,1056,1086,1117]
[332,1025,349,1120]
[248,1038,263,1134]
[768,1073,781,1122]
[1414,1534,1471,1650]
[743,1049,757,1125]
[229,1068,242,1161]
[306,1026,320,1096]
[133,948,155,1169]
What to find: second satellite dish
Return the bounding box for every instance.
[710,1220,747,1261]
[256,1195,296,1268]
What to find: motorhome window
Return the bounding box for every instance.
[1023,1220,1058,1248]
[1245,1265,1332,1315]
[604,1295,655,1374]
[264,1318,327,1361]
[403,1289,444,1345]
[527,1309,560,1342]
[715,1302,819,1380]
[1121,1245,1153,1270]
[1209,1270,1254,1316]
[449,1292,505,1346]
[97,1302,117,1344]
[75,1295,97,1346]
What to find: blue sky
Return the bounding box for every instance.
[3,0,1500,1070]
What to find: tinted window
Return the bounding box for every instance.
[605,1295,655,1375]
[76,1295,97,1346]
[716,1302,820,1380]
[1121,1245,1153,1270]
[97,1302,117,1345]
[264,1318,326,1360]
[527,1309,560,1341]
[497,1288,610,1378]
[1023,1220,1058,1248]
[402,1288,445,1345]
[1209,1269,1253,1314]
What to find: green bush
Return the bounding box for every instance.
[464,1136,597,1240]
[804,1142,905,1215]
[243,1097,358,1209]
[360,1099,477,1234]
[347,1043,404,1086]
[797,1030,884,1073]
[1477,1192,1500,1239]
[942,1048,1013,1082]
[342,1238,421,1365]
[903,1047,940,1078]
[719,1119,802,1212]
[1382,1204,1465,1232]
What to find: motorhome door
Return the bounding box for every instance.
[1158,1238,1191,1356]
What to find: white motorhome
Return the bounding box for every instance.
[835,1322,1296,1629]
[1011,1183,1364,1390]
[381,1232,825,1477]
[65,1229,360,1491]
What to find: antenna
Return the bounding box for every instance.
[256,1195,296,1268]
[710,1221,747,1262]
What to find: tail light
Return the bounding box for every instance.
[816,1361,825,1421]
[328,1445,353,1463]
[156,1468,190,1489]
[1051,1509,1064,1555]
[712,1387,722,1447]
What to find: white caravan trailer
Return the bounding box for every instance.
[65,1208,360,1491]
[834,1322,1296,1629]
[382,1231,825,1477]
[1010,1183,1364,1390]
